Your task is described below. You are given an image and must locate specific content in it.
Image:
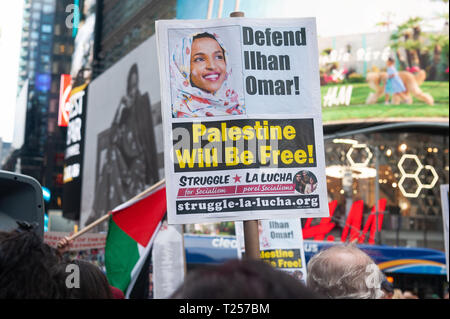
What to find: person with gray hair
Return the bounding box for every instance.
[306,244,384,299]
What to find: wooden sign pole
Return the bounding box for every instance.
[229,11,260,260]
[243,220,260,260]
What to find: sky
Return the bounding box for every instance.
[0,0,448,143]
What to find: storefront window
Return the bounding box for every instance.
[321,129,448,250]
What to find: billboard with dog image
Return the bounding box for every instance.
[318,32,448,124]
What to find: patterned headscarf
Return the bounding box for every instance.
[170,32,245,118]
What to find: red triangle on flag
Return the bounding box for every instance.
[112,186,166,247]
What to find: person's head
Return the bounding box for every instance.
[171,259,323,299]
[295,174,301,182]
[0,227,62,298]
[387,57,395,67]
[302,171,309,181]
[190,32,227,94]
[380,276,394,299]
[127,64,139,100]
[307,244,384,299]
[52,260,113,299]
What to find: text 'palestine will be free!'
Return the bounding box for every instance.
[172,118,317,172]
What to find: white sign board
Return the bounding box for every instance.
[236,219,307,283]
[152,223,185,298]
[156,17,328,224]
[44,231,106,251]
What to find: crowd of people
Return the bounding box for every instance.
[0,222,123,299]
[0,221,446,299]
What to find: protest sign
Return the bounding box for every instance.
[156,17,328,224]
[236,219,307,284]
[44,231,106,251]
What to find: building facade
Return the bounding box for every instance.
[322,123,448,251]
[93,0,176,77]
[3,0,74,210]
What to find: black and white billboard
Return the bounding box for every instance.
[80,35,164,227]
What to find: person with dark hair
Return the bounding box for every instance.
[170,259,323,299]
[170,31,245,117]
[190,32,227,94]
[380,276,394,299]
[88,63,159,226]
[51,260,114,299]
[0,225,62,299]
[294,173,306,194]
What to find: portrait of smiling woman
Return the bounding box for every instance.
[170,30,245,118]
[190,33,226,94]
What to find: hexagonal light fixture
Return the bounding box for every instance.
[397,154,423,177]
[346,144,373,167]
[421,165,439,189]
[398,175,422,198]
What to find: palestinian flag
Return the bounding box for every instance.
[105,183,166,298]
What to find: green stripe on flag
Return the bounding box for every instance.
[105,217,140,293]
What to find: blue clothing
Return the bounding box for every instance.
[385,66,406,94]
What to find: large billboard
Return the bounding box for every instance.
[63,82,88,220]
[80,35,164,227]
[318,31,449,125]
